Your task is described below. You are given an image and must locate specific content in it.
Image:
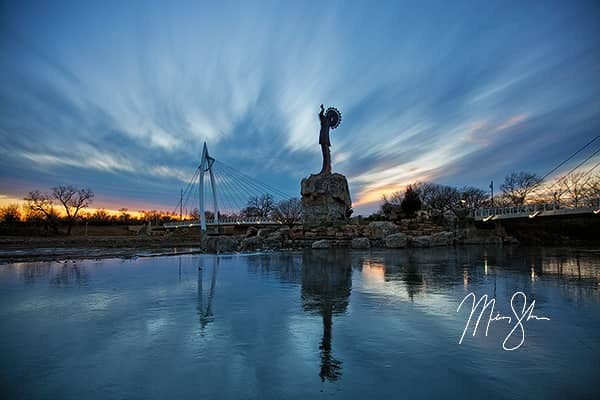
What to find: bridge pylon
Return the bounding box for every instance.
[199,142,219,232]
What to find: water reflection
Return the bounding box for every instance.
[1,247,600,399]
[301,249,352,382]
[14,261,90,287]
[50,262,89,287]
[401,253,425,301]
[246,252,303,284]
[197,257,219,330]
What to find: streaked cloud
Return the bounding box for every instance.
[1,0,599,214]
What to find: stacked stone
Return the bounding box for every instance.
[300,173,352,228]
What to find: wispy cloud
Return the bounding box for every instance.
[1,0,599,213]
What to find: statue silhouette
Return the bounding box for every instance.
[318,104,342,175]
[319,104,331,174]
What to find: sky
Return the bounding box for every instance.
[1,0,599,215]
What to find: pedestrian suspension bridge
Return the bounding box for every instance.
[164,143,293,230]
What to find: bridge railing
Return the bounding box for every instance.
[205,217,281,225]
[163,217,281,228]
[473,198,600,219]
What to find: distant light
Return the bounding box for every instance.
[528,211,540,218]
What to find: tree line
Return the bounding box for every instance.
[0,186,303,234]
[192,194,303,227]
[378,170,600,221]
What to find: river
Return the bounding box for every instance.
[1,246,599,399]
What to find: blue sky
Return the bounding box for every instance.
[1,0,599,214]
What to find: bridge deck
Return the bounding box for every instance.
[474,201,600,221]
[163,219,282,228]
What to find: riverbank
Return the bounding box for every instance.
[2,235,599,264]
[2,215,598,264]
[0,235,204,263]
[0,218,529,263]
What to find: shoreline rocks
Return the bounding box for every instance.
[311,239,331,249]
[195,217,513,253]
[385,232,408,248]
[351,237,371,249]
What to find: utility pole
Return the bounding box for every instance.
[180,189,183,221]
[490,180,494,208]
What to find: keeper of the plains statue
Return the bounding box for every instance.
[318,104,342,175]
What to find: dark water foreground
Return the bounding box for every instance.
[1,247,599,399]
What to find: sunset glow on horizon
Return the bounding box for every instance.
[1,0,599,214]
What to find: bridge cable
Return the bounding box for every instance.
[171,167,200,216]
[218,171,250,214]
[543,145,600,192]
[222,164,291,203]
[534,135,599,188]
[215,160,293,199]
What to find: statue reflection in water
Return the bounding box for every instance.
[197,257,219,330]
[301,249,352,382]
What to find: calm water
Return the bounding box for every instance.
[1,247,599,399]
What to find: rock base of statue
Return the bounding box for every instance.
[301,172,352,228]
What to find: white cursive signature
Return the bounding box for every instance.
[457,291,550,351]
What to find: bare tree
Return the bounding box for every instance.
[382,191,403,205]
[90,209,111,224]
[243,194,275,218]
[204,210,214,221]
[414,182,438,208]
[585,174,600,200]
[556,172,589,207]
[118,208,131,224]
[500,171,541,205]
[189,208,200,220]
[272,198,302,227]
[24,190,59,232]
[460,186,487,209]
[485,194,512,208]
[0,204,21,224]
[52,186,94,235]
[430,185,462,216]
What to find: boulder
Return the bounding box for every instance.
[245,226,258,237]
[409,235,432,248]
[291,225,304,239]
[301,173,352,228]
[431,231,454,246]
[264,228,290,247]
[240,236,263,251]
[351,237,371,249]
[385,232,408,248]
[204,236,239,253]
[257,228,276,238]
[311,239,331,249]
[367,221,400,239]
